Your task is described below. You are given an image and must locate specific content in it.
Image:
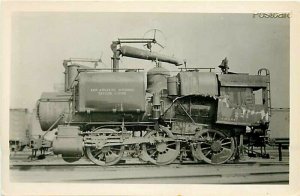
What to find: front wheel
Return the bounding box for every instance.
[84,129,125,166]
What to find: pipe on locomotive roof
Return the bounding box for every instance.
[111,42,120,72]
[119,45,182,66]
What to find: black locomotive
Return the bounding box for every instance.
[37,37,271,166]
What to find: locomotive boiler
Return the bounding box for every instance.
[37,37,271,166]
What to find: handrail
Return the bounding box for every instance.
[179,67,215,72]
[77,68,144,72]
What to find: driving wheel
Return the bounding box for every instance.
[141,128,180,165]
[191,129,236,164]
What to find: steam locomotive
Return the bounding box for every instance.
[37,38,271,166]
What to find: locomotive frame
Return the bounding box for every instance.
[37,37,271,166]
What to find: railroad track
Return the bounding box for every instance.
[10,161,289,184]
[10,149,289,184]
[10,160,288,168]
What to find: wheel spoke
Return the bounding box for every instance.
[200,142,211,147]
[167,142,176,147]
[93,150,103,157]
[220,138,230,143]
[146,147,156,151]
[150,150,158,157]
[213,132,217,140]
[204,150,211,157]
[98,153,104,160]
[221,141,232,146]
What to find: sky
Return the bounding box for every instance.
[10,12,289,110]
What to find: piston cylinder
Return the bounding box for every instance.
[53,125,83,162]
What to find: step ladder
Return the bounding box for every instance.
[258,68,272,118]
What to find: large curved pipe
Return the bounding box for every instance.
[119,46,182,66]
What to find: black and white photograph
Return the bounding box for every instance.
[1,1,299,196]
